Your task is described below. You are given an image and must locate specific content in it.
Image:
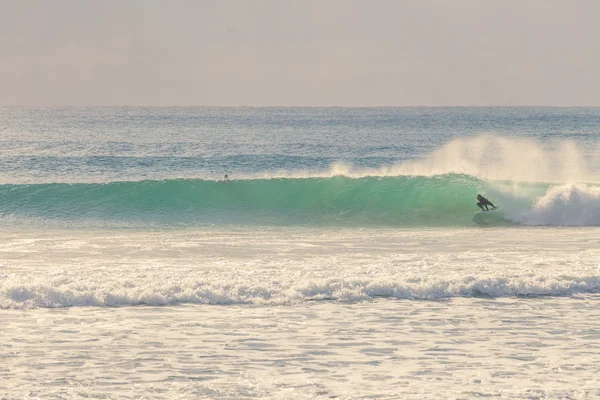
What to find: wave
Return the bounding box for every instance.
[0,174,487,227]
[2,135,600,227]
[2,273,600,309]
[2,175,600,226]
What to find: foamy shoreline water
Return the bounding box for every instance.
[2,216,600,398]
[2,227,600,309]
[3,297,600,399]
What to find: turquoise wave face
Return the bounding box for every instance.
[0,174,510,227]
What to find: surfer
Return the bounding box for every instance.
[476,194,496,211]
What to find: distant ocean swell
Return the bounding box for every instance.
[2,273,600,309]
[2,174,600,226]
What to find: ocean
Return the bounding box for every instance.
[2,107,600,399]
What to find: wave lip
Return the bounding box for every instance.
[3,275,600,309]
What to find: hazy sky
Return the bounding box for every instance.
[1,0,599,106]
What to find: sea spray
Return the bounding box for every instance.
[308,135,600,183]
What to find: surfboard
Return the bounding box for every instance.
[474,207,499,214]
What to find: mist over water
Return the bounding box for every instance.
[363,135,600,182]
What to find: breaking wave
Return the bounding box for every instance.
[2,273,600,309]
[2,135,600,227]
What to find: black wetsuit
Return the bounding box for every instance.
[477,195,495,211]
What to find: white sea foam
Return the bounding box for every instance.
[4,293,600,399]
[2,227,600,309]
[505,184,600,226]
[6,274,600,309]
[481,182,600,226]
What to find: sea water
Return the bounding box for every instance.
[1,107,600,399]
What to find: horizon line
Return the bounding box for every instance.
[2,105,600,108]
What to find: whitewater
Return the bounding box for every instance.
[2,107,600,399]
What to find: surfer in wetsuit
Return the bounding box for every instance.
[476,194,496,211]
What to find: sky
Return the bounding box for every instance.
[1,0,599,106]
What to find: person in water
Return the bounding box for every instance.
[476,194,496,211]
